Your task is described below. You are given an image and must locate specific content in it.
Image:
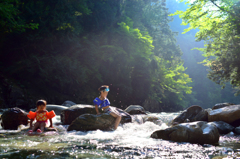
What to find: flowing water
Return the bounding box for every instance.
[1,112,240,159]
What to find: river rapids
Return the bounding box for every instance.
[1,112,240,158]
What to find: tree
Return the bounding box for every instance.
[172,0,240,94]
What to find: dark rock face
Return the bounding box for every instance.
[150,121,219,145]
[1,107,28,130]
[67,114,115,131]
[234,127,240,134]
[61,101,76,107]
[171,105,208,125]
[67,107,132,131]
[128,109,147,115]
[212,103,235,110]
[46,105,68,115]
[209,121,234,134]
[124,105,146,115]
[61,105,132,126]
[61,105,99,125]
[208,105,240,125]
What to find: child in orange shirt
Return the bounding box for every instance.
[27,99,55,134]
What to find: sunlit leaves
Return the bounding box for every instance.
[173,0,240,93]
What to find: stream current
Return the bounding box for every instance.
[1,112,240,158]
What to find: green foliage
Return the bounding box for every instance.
[0,0,192,111]
[0,0,38,33]
[172,0,240,95]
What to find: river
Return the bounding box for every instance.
[1,112,240,158]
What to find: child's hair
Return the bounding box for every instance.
[98,85,109,92]
[36,99,47,107]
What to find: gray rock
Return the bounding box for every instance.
[234,127,240,134]
[171,105,208,125]
[124,105,146,115]
[62,100,76,107]
[212,103,235,110]
[67,113,116,131]
[151,121,219,145]
[61,104,132,126]
[209,121,234,134]
[208,105,240,124]
[46,105,68,115]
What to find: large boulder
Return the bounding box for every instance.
[209,121,234,134]
[67,113,115,131]
[212,103,235,110]
[124,105,146,115]
[46,105,68,115]
[67,107,132,131]
[61,100,76,107]
[1,107,28,130]
[150,121,219,145]
[171,105,208,125]
[61,104,100,125]
[208,105,240,126]
[61,104,132,125]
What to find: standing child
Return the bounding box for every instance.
[93,85,121,130]
[27,99,55,134]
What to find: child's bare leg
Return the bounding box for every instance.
[110,112,121,130]
[39,122,46,132]
[32,122,40,131]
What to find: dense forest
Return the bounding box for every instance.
[0,0,239,112]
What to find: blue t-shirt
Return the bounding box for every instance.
[93,97,110,109]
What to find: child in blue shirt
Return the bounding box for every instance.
[93,85,121,130]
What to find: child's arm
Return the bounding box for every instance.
[29,119,34,129]
[95,105,100,115]
[49,118,53,127]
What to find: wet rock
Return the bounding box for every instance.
[125,105,146,115]
[171,105,208,125]
[143,115,161,125]
[61,105,132,125]
[209,121,234,134]
[30,105,68,115]
[45,127,58,132]
[1,107,28,130]
[212,103,235,110]
[208,105,240,125]
[67,107,132,131]
[46,105,68,115]
[62,100,76,107]
[61,104,101,125]
[150,121,219,145]
[233,127,240,134]
[128,109,147,115]
[67,114,115,131]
